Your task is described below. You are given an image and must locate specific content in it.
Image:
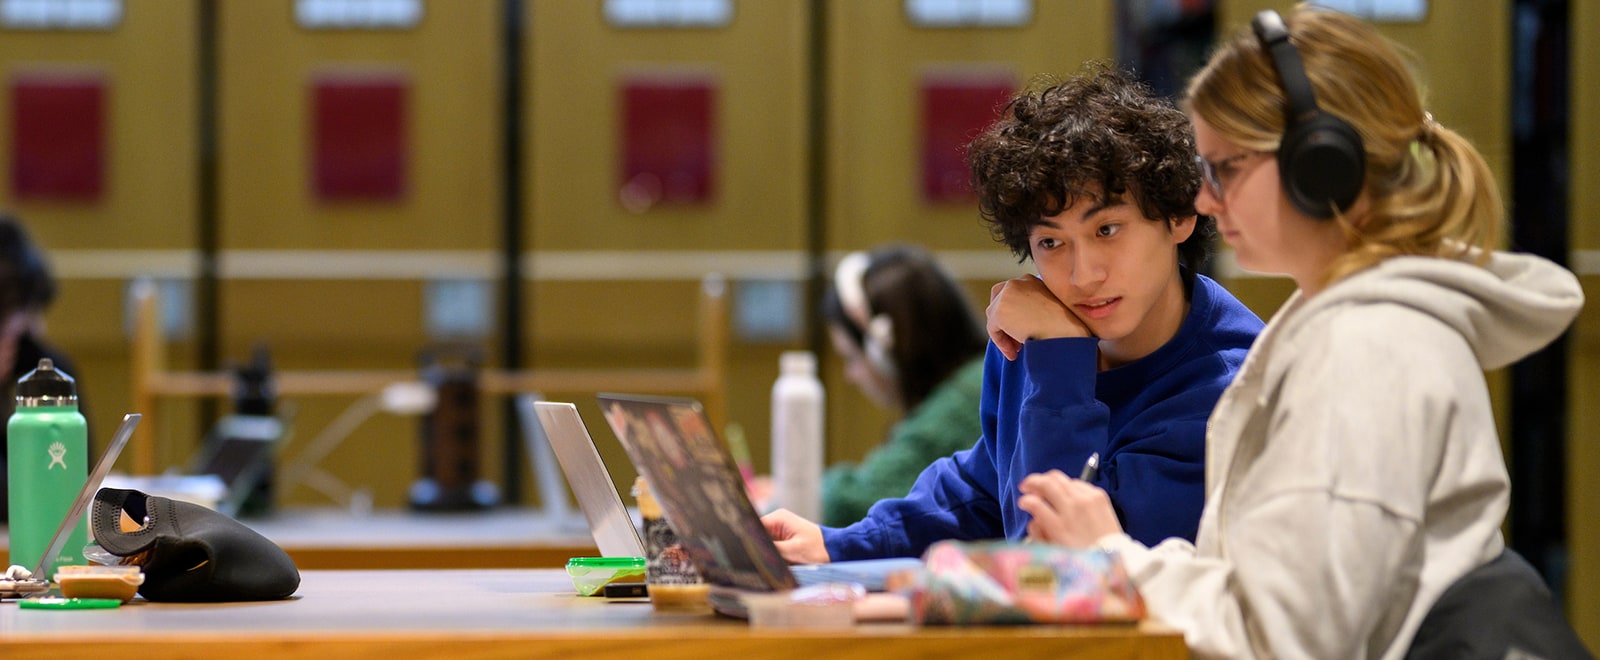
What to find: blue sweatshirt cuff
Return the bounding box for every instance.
[821,517,897,561]
[1020,337,1099,404]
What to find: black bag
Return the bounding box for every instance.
[90,487,300,602]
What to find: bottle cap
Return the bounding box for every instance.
[16,358,77,403]
[780,351,816,376]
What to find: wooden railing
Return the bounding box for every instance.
[127,275,728,475]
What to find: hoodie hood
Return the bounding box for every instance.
[1283,250,1583,370]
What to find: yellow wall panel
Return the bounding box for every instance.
[220,280,427,348]
[523,1,812,494]
[530,280,698,360]
[1568,0,1599,645]
[219,0,499,251]
[0,2,198,249]
[1218,276,1296,321]
[1577,2,1599,252]
[527,0,809,252]
[1571,280,1600,646]
[826,0,1114,252]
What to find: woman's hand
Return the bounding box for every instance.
[987,276,1090,361]
[761,508,831,564]
[1017,469,1123,547]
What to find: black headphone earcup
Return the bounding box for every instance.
[1278,113,1365,219]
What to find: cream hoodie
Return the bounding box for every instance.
[1099,250,1584,659]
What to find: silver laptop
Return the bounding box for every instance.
[595,394,921,615]
[530,401,646,559]
[0,413,141,599]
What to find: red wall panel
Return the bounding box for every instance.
[618,76,716,212]
[312,74,408,202]
[920,74,1014,203]
[10,74,107,202]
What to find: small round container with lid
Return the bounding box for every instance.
[55,565,144,602]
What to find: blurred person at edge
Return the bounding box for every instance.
[0,213,88,523]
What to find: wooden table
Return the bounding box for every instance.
[5,507,599,571]
[0,569,1188,659]
[240,507,599,569]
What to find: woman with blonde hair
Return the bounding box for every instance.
[1016,6,1587,658]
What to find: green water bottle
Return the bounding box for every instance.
[6,358,88,570]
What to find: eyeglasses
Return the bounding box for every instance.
[1195,151,1262,202]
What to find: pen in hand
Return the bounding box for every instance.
[1078,452,1100,482]
[1020,452,1101,545]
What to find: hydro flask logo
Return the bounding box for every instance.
[47,442,67,470]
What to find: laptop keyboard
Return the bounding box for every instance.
[790,557,923,592]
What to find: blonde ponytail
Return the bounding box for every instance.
[1189,7,1505,288]
[1325,120,1503,282]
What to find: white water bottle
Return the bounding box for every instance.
[771,350,824,521]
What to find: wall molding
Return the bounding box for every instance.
[53,248,1595,282]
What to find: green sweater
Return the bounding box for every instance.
[820,357,985,527]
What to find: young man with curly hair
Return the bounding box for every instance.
[763,63,1264,563]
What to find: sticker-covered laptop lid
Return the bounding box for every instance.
[596,393,795,592]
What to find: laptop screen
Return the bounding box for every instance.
[530,401,646,559]
[597,393,796,592]
[31,413,141,576]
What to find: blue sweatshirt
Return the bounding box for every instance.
[821,273,1263,560]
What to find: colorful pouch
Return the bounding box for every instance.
[907,540,1145,625]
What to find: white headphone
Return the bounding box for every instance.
[834,251,897,379]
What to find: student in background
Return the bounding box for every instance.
[1019,8,1586,658]
[0,213,86,523]
[818,243,987,527]
[763,63,1263,563]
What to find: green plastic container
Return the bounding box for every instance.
[566,556,646,596]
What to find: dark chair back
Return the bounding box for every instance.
[1406,548,1592,659]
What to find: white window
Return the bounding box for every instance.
[605,0,733,28]
[1313,0,1428,23]
[905,0,1033,28]
[0,0,122,30]
[296,0,423,30]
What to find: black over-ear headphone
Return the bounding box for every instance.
[1251,10,1365,219]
